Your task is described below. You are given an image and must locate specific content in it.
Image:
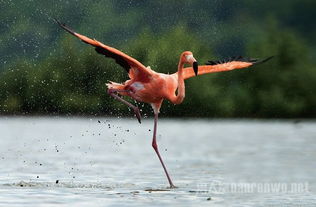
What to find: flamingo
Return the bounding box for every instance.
[56,19,272,188]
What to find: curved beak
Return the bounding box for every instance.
[193,61,198,76]
[186,55,198,76]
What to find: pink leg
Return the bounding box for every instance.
[107,89,141,123]
[152,112,176,188]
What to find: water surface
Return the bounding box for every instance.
[0,117,315,206]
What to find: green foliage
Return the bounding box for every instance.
[244,18,316,117]
[0,1,315,117]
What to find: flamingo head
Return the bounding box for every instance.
[181,51,198,76]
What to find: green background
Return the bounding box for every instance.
[0,0,315,118]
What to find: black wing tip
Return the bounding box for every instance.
[53,18,61,25]
[205,56,274,65]
[55,19,131,73]
[95,47,130,73]
[205,56,247,65]
[252,56,274,65]
[54,18,76,35]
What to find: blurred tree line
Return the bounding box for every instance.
[0,0,315,118]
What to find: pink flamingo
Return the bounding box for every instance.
[56,20,272,188]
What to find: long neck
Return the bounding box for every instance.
[171,60,185,104]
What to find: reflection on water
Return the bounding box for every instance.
[0,117,315,206]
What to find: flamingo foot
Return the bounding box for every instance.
[134,107,142,124]
[168,184,177,189]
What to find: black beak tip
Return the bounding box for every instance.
[193,61,198,76]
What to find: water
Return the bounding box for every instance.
[0,117,315,206]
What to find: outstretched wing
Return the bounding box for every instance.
[55,19,151,77]
[183,56,273,80]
